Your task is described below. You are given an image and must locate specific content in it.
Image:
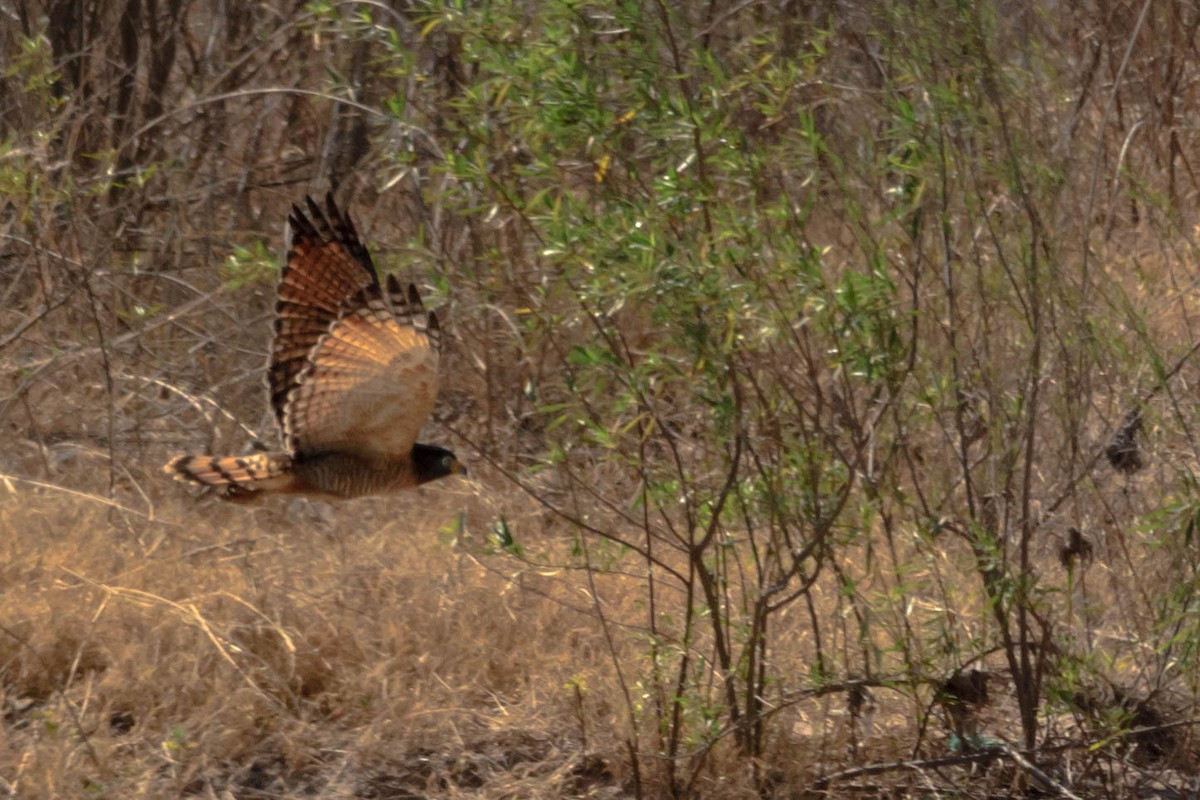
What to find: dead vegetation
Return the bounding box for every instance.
[5,1,1200,797]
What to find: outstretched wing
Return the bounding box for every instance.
[283,274,442,461]
[269,193,379,432]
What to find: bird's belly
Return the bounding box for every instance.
[292,452,416,498]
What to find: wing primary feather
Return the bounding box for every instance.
[322,192,379,285]
[385,274,405,306]
[287,204,315,242]
[426,311,441,350]
[305,195,327,234]
[271,194,383,428]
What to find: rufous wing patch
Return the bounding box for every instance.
[283,278,440,461]
[269,194,379,429]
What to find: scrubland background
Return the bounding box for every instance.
[3,1,1200,797]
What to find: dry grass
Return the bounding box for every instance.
[0,479,995,797]
[0,479,633,798]
[0,468,914,797]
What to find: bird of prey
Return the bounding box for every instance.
[164,193,464,501]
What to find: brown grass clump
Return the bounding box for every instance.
[0,482,627,798]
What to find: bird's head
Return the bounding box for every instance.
[413,443,467,484]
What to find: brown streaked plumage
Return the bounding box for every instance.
[164,193,464,501]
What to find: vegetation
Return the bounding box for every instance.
[3,0,1200,796]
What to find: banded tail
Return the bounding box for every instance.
[163,452,295,502]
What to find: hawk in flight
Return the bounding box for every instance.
[165,193,464,501]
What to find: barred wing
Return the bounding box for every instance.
[283,275,441,461]
[269,193,379,431]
